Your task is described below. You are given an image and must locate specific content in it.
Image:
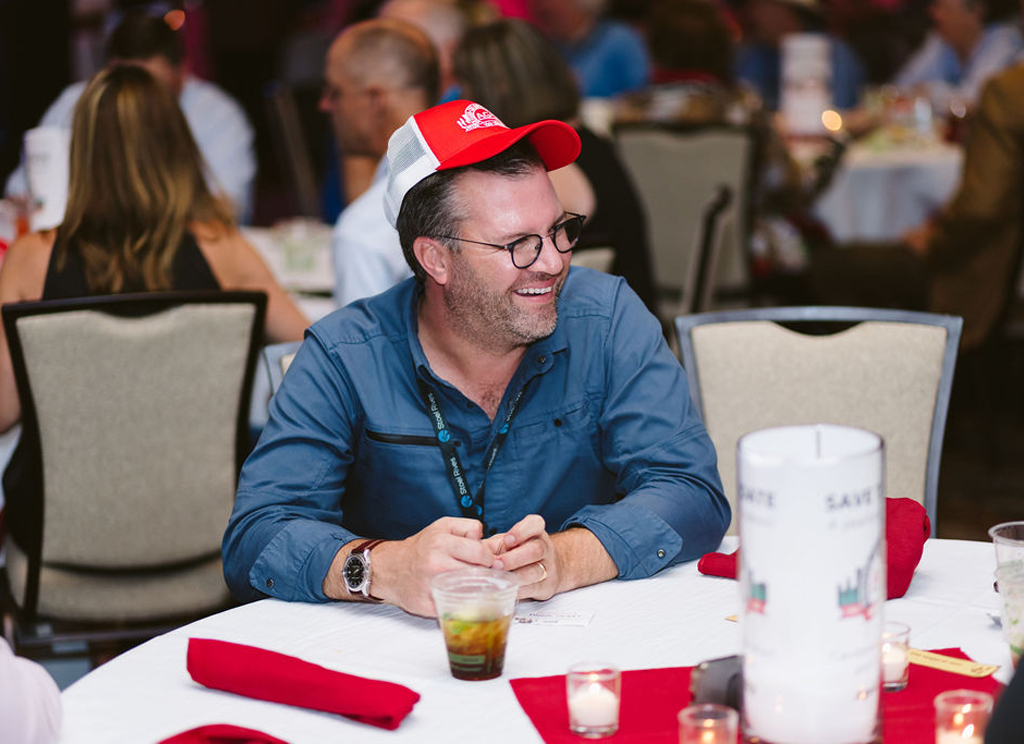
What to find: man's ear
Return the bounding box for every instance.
[413,237,451,285]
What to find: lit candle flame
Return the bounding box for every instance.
[821,110,843,133]
[164,10,186,30]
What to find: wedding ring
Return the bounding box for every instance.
[538,561,547,581]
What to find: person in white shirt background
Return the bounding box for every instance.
[893,0,1023,109]
[319,17,440,307]
[0,638,61,744]
[4,8,256,225]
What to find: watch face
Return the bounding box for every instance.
[344,555,367,591]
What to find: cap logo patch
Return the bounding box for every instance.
[456,103,505,132]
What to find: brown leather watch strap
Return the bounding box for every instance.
[351,538,385,601]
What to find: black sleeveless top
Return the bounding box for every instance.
[3,231,221,559]
[41,230,220,298]
[573,126,659,321]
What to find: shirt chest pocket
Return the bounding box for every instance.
[348,428,453,533]
[509,397,600,466]
[356,429,442,484]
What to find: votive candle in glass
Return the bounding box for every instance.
[678,703,738,744]
[881,621,910,692]
[566,663,620,738]
[934,689,993,744]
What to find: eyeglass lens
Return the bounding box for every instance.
[511,216,584,268]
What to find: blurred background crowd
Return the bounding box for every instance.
[0,0,993,229]
[4,0,1024,542]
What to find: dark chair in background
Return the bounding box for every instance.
[616,123,757,318]
[265,81,322,220]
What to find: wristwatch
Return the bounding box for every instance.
[343,539,385,601]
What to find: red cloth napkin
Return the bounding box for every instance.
[159,724,290,744]
[186,638,420,730]
[697,497,930,599]
[511,667,693,744]
[510,648,1000,743]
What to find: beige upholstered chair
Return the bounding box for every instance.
[676,307,963,536]
[1,291,265,656]
[616,124,754,318]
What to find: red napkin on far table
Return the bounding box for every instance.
[186,638,420,730]
[882,647,1002,744]
[159,724,290,744]
[697,497,930,599]
[510,648,1001,743]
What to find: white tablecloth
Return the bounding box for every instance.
[57,538,1009,743]
[813,141,964,243]
[243,221,334,297]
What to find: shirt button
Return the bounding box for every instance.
[657,549,666,559]
[266,578,275,589]
[538,355,546,364]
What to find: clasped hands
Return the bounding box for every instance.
[369,514,557,617]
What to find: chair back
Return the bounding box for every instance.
[263,340,302,396]
[616,124,755,317]
[2,291,266,623]
[676,307,962,535]
[265,81,320,219]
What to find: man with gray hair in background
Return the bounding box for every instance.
[320,18,440,307]
[379,0,474,100]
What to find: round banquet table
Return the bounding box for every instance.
[812,140,963,244]
[57,538,1010,743]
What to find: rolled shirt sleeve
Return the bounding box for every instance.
[560,277,728,577]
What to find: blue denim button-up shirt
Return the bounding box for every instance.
[223,268,728,602]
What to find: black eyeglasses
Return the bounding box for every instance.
[434,212,586,269]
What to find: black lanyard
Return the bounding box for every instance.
[417,378,526,533]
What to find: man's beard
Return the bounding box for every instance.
[443,254,564,351]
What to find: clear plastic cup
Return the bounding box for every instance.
[430,568,519,681]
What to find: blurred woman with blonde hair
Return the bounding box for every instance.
[0,64,309,433]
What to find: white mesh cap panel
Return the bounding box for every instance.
[384,116,441,226]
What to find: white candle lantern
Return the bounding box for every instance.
[781,33,832,137]
[738,425,885,744]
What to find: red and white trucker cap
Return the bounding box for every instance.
[383,100,582,226]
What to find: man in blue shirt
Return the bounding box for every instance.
[528,0,651,97]
[223,99,728,617]
[893,0,1022,108]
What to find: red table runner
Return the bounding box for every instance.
[510,648,1002,743]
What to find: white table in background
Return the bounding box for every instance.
[242,221,337,323]
[813,139,963,243]
[57,538,1009,743]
